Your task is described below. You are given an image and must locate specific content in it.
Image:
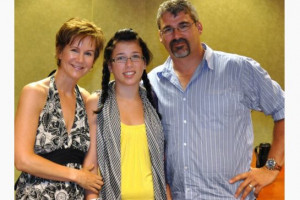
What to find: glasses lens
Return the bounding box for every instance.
[115,56,127,63]
[161,27,173,35]
[161,22,195,35]
[113,55,144,64]
[178,23,191,32]
[131,55,142,62]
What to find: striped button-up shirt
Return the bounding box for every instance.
[148,43,284,200]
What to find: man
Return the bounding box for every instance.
[148,0,284,199]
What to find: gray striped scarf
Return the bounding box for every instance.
[96,81,166,200]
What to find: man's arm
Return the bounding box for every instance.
[229,119,284,200]
[267,119,284,167]
[166,184,172,200]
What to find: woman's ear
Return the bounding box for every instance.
[56,47,62,59]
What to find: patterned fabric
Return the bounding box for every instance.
[15,75,90,200]
[148,43,285,200]
[96,81,166,200]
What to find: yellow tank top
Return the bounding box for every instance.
[120,122,154,200]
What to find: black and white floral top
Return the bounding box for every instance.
[15,76,90,200]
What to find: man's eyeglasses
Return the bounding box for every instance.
[111,55,145,64]
[160,22,196,36]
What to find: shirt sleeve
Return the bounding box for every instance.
[240,57,285,121]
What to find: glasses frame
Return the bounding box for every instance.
[160,21,196,36]
[111,55,145,64]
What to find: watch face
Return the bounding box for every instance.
[266,159,276,169]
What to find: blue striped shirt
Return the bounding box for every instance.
[148,43,285,200]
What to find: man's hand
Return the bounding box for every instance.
[229,167,279,200]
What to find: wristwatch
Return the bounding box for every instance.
[264,158,282,171]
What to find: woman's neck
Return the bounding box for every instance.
[54,70,77,95]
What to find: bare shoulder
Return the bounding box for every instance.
[85,91,101,121]
[17,77,50,113]
[20,78,50,101]
[86,91,100,108]
[78,86,91,103]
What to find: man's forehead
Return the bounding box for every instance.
[160,11,192,25]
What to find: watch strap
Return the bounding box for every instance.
[265,158,282,171]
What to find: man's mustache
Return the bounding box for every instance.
[170,38,188,47]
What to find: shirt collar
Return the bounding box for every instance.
[159,42,214,79]
[202,43,214,70]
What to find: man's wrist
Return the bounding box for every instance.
[264,158,282,171]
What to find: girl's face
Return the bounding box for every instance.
[109,41,146,87]
[58,36,96,81]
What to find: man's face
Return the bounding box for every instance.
[159,11,202,58]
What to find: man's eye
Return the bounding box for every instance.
[180,24,188,28]
[179,24,189,29]
[163,28,172,33]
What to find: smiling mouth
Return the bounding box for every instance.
[72,64,84,70]
[123,71,135,76]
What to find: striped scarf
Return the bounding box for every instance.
[96,81,166,200]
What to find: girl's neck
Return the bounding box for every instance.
[115,83,140,100]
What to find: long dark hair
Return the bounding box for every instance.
[95,28,160,118]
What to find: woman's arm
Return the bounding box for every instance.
[84,93,103,199]
[14,84,102,193]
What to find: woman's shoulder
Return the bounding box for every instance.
[77,86,101,103]
[17,77,50,111]
[21,77,50,98]
[85,90,101,115]
[77,86,91,102]
[87,90,101,103]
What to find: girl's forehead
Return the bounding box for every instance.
[113,41,142,53]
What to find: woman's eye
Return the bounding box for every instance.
[85,52,93,56]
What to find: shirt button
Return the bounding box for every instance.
[184,143,187,146]
[183,120,187,124]
[183,97,186,101]
[184,166,188,170]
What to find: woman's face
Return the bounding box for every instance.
[109,41,146,88]
[58,36,96,81]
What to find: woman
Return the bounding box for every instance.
[84,29,166,199]
[15,17,105,199]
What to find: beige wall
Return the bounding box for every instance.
[15,0,284,181]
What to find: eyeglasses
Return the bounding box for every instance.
[111,54,145,64]
[160,22,196,36]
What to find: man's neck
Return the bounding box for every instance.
[172,47,205,89]
[172,45,204,73]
